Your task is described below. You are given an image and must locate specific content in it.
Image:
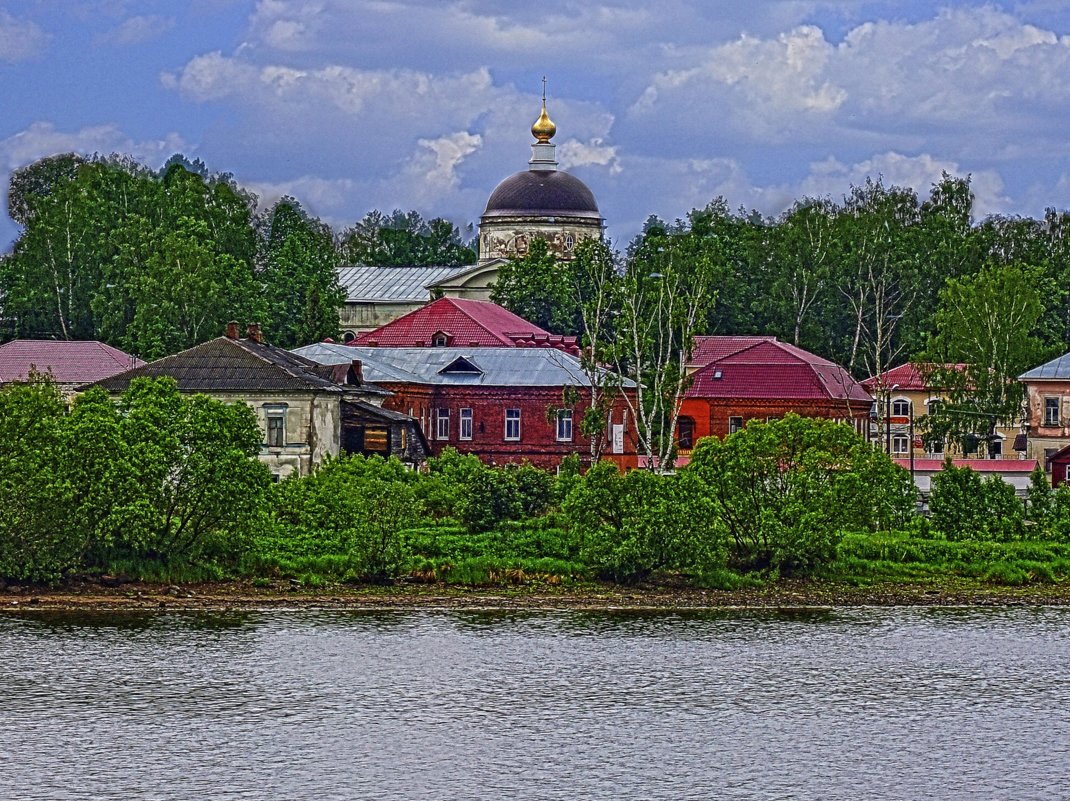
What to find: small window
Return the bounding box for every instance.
[266,415,285,448]
[892,398,911,417]
[432,333,449,347]
[892,434,909,455]
[677,416,695,450]
[728,416,743,434]
[989,438,1003,458]
[1045,398,1060,426]
[929,437,944,456]
[556,409,573,442]
[460,408,473,441]
[436,408,450,441]
[505,408,521,441]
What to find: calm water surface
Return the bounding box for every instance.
[1,607,1068,800]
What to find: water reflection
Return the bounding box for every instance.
[1,607,1068,801]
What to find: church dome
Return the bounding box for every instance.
[482,170,601,220]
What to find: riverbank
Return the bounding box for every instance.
[4,577,1070,612]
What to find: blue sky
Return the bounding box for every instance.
[4,1,1070,251]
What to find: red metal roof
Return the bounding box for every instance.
[894,458,1039,473]
[0,339,144,385]
[690,335,777,366]
[352,297,580,353]
[685,338,871,402]
[861,362,967,392]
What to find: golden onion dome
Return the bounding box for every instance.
[531,100,556,143]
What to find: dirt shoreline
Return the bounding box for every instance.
[3,578,1070,613]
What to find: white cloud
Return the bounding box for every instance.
[99,15,175,45]
[406,132,482,194]
[0,121,187,171]
[0,10,50,63]
[559,139,622,175]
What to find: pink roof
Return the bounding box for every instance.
[685,338,871,403]
[861,363,967,392]
[0,339,144,385]
[352,297,580,353]
[895,458,1039,473]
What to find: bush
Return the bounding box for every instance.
[687,414,916,574]
[929,462,1024,541]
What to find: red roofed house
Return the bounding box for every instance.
[352,297,580,354]
[0,339,144,396]
[676,336,872,458]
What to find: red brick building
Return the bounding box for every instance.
[677,336,872,455]
[352,296,580,354]
[296,342,638,469]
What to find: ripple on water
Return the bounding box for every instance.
[1,607,1068,800]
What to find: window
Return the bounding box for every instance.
[1046,397,1060,426]
[989,438,1003,458]
[505,408,521,441]
[435,408,449,441]
[892,434,909,455]
[432,331,450,347]
[929,437,944,456]
[728,416,743,434]
[556,409,574,442]
[266,412,286,448]
[677,416,695,450]
[892,398,911,417]
[460,408,473,440]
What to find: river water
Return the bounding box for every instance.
[1,607,1068,800]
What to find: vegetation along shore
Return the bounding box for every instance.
[4,374,1070,609]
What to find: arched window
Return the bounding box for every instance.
[892,398,911,417]
[342,330,356,343]
[892,434,909,455]
[677,416,695,450]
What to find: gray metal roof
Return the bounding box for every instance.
[337,265,471,303]
[1020,351,1070,381]
[293,343,635,388]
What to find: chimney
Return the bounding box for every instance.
[349,359,363,385]
[246,323,262,343]
[225,321,239,339]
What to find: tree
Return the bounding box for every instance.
[99,377,271,564]
[259,198,345,347]
[616,215,722,469]
[687,414,916,572]
[0,376,77,582]
[491,237,577,333]
[340,209,475,266]
[929,462,1023,541]
[919,263,1048,456]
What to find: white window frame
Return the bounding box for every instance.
[459,408,473,441]
[892,398,911,417]
[556,409,573,442]
[1045,397,1060,426]
[929,437,944,457]
[436,408,450,441]
[892,434,910,455]
[505,408,521,441]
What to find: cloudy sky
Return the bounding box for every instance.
[4,1,1070,251]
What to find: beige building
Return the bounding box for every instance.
[862,363,1022,460]
[1019,351,1070,470]
[89,324,427,478]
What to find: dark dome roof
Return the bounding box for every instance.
[482,170,601,220]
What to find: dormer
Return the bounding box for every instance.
[438,356,483,375]
[431,330,454,347]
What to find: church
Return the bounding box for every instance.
[337,98,605,341]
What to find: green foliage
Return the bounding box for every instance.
[0,377,78,582]
[259,198,345,347]
[929,462,1024,541]
[414,447,485,519]
[563,461,722,581]
[0,376,270,582]
[340,209,475,267]
[491,237,578,333]
[268,454,422,581]
[687,414,916,573]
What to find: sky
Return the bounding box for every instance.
[4,0,1070,252]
